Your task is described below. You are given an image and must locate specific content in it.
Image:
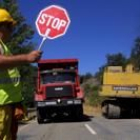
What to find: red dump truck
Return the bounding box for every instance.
[35,58,84,123]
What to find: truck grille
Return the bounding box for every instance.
[46,85,74,98]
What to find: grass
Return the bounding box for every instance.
[83,103,101,117]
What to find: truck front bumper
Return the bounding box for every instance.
[36,98,83,107]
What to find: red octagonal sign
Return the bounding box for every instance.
[36,5,71,39]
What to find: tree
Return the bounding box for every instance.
[80,73,93,84]
[130,37,140,70]
[0,0,37,107]
[95,53,128,83]
[106,52,128,68]
[95,65,106,84]
[83,72,93,81]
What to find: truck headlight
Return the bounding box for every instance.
[74,100,81,104]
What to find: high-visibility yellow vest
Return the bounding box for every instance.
[0,40,22,105]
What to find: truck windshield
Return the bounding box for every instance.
[40,71,76,84]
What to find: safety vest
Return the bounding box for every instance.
[0,40,22,105]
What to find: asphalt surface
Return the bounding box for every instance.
[17,115,140,140]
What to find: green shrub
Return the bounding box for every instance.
[84,85,104,106]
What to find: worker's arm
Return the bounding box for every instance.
[0,51,42,69]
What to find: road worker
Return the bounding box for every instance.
[0,8,42,140]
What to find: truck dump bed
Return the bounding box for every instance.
[100,65,140,98]
[38,59,78,71]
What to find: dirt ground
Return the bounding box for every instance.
[83,104,102,117]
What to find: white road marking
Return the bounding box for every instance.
[85,124,97,135]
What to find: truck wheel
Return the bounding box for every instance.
[37,109,44,124]
[101,103,108,117]
[75,105,83,119]
[106,104,121,119]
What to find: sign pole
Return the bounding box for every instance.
[36,5,71,50]
[38,29,51,50]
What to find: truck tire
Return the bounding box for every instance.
[106,103,121,119]
[75,105,83,119]
[37,109,45,124]
[101,103,108,117]
[71,105,83,120]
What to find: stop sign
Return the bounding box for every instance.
[36,5,70,39]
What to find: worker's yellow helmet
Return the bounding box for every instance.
[0,9,16,25]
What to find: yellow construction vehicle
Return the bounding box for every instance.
[100,64,140,118]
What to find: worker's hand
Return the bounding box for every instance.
[27,50,42,63]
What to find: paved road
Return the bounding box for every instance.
[17,116,140,140]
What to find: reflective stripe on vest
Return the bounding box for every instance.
[0,77,20,84]
[0,40,22,105]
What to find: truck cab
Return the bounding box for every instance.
[35,59,84,123]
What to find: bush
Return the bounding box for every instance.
[83,85,104,107]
